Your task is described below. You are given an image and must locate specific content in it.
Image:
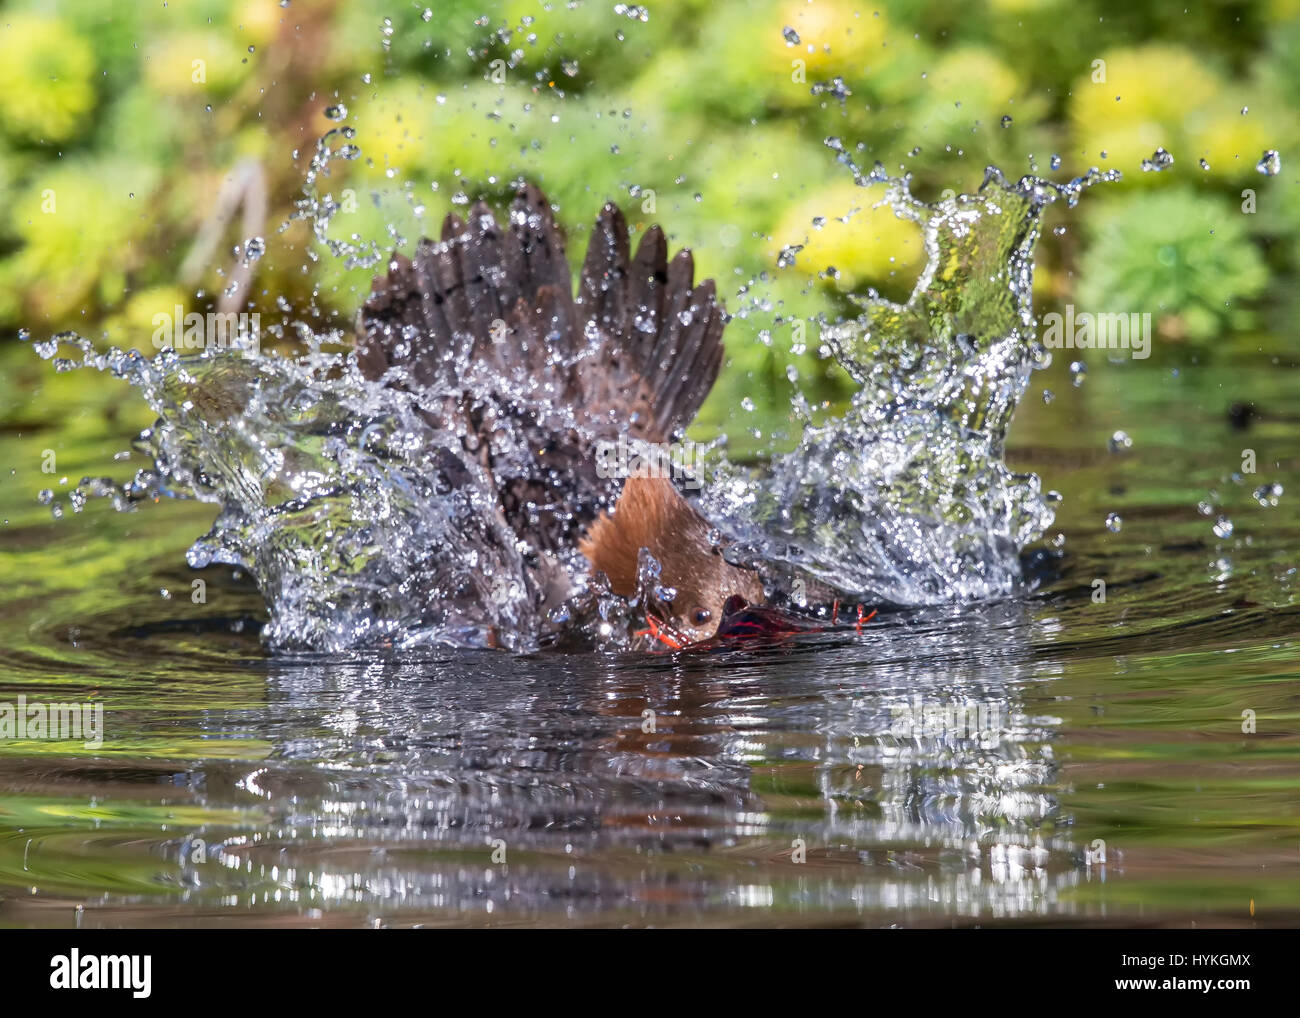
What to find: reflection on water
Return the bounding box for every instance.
[246,603,1067,921]
[1,601,1083,925]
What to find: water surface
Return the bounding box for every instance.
[1,345,1296,927]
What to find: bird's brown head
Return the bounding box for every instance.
[579,474,764,644]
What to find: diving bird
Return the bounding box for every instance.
[356,184,775,645]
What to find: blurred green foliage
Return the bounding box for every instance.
[1078,188,1270,344]
[0,0,1296,439]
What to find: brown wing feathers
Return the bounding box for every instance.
[356,185,727,561]
[358,185,724,442]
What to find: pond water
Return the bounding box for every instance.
[1,341,1295,927]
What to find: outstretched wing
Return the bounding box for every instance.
[357,184,725,445]
[355,185,728,564]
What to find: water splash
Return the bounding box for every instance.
[29,334,560,651]
[701,165,1117,605]
[28,133,1118,649]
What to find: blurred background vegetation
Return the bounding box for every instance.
[0,0,1296,446]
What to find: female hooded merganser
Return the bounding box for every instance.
[356,184,839,647]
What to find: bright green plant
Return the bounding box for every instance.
[0,14,97,144]
[1077,188,1269,346]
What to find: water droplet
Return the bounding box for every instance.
[1042,389,1055,404]
[1105,512,1123,533]
[740,397,755,412]
[1253,481,1284,504]
[1252,482,1283,507]
[1050,154,1061,170]
[1140,147,1174,172]
[1108,430,1132,452]
[1000,115,1013,128]
[1257,150,1281,176]
[325,103,348,121]
[782,25,800,45]
[777,244,802,268]
[243,236,266,263]
[1212,516,1234,539]
[1069,361,1087,387]
[1199,158,1210,170]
